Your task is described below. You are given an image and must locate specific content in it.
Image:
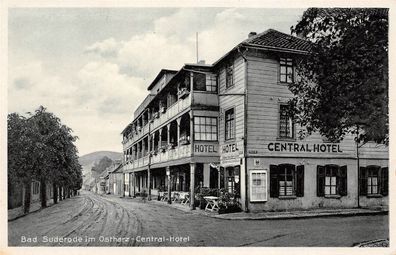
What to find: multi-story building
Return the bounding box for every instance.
[121,29,388,212]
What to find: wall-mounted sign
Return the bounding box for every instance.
[267,142,343,153]
[254,159,260,166]
[194,144,218,153]
[222,143,238,153]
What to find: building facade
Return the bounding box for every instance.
[121,29,388,212]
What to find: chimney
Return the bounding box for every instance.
[248,32,257,38]
[198,60,205,65]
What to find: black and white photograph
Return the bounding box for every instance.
[2,2,393,252]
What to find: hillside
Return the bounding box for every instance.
[79,151,122,166]
[79,150,122,179]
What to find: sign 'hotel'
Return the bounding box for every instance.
[121,29,388,212]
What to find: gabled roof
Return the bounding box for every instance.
[147,69,178,91]
[213,29,311,67]
[243,29,311,52]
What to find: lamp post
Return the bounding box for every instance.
[166,166,171,204]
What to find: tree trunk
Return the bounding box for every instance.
[58,187,62,201]
[67,187,71,198]
[23,180,31,214]
[40,179,47,208]
[53,183,58,204]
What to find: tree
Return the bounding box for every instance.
[91,156,113,176]
[8,106,83,212]
[288,8,388,145]
[8,113,37,213]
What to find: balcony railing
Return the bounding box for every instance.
[151,144,191,164]
[152,94,191,130]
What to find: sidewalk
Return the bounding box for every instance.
[148,198,388,220]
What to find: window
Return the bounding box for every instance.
[226,63,234,88]
[324,166,337,195]
[250,170,268,202]
[317,165,347,197]
[279,105,294,139]
[32,182,40,195]
[359,166,388,196]
[194,117,217,141]
[193,73,206,91]
[280,58,294,83]
[225,108,235,140]
[206,74,217,92]
[367,168,379,195]
[270,164,304,198]
[278,165,294,196]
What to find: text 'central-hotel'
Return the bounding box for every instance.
[120,29,388,212]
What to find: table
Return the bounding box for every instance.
[203,196,219,212]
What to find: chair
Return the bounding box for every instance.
[181,194,190,205]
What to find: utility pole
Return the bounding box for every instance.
[196,32,199,63]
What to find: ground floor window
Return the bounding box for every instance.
[270,164,304,198]
[317,165,347,197]
[359,166,388,196]
[250,170,267,202]
[32,181,40,195]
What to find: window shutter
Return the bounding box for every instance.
[317,165,325,197]
[270,165,279,198]
[339,166,348,196]
[296,165,304,197]
[359,167,367,196]
[381,167,388,196]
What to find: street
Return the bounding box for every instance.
[8,191,388,247]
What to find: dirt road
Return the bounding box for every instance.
[8,190,389,247]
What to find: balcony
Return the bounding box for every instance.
[151,144,191,165]
[152,94,191,130]
[123,91,218,150]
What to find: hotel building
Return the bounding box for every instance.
[121,29,388,212]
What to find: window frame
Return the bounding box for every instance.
[224,108,236,141]
[205,74,218,93]
[225,61,234,89]
[278,104,295,140]
[279,57,294,84]
[250,169,268,202]
[367,166,380,195]
[193,116,218,141]
[324,165,338,196]
[278,164,295,197]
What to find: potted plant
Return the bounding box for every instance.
[178,87,190,99]
[217,189,242,214]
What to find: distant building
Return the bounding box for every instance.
[121,29,388,212]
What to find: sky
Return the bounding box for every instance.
[8,8,305,156]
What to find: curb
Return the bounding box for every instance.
[209,210,388,221]
[119,195,388,221]
[147,199,388,220]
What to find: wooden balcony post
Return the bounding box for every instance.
[190,163,196,210]
[133,172,136,198]
[167,123,171,145]
[147,133,151,200]
[159,128,162,148]
[152,133,155,151]
[142,138,146,157]
[189,111,194,155]
[176,117,181,148]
